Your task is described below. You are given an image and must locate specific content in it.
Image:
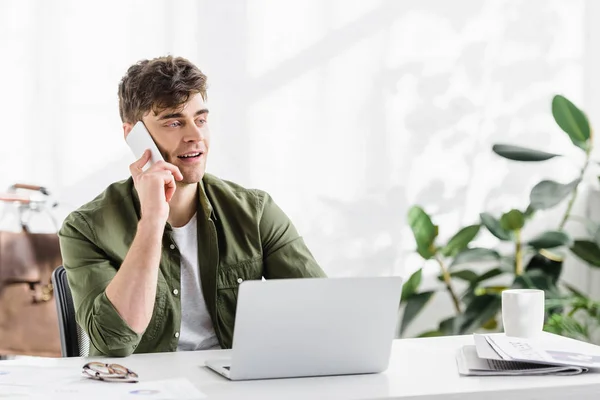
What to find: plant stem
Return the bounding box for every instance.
[559,139,592,231]
[435,253,462,314]
[515,229,523,276]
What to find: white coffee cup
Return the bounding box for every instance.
[501,289,545,338]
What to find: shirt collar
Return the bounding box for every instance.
[198,178,217,221]
[129,176,217,227]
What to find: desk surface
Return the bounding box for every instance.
[4,334,600,400]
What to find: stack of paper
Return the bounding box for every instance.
[456,334,600,376]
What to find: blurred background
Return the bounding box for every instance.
[2,0,600,351]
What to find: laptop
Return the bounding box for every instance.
[205,276,403,380]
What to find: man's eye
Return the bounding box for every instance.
[167,121,181,127]
[196,119,207,126]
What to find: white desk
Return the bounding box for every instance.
[3,334,600,399]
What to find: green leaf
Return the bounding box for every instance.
[461,267,505,304]
[475,285,509,296]
[527,231,573,249]
[441,224,481,257]
[544,314,590,342]
[593,229,600,248]
[563,282,586,298]
[529,179,581,210]
[450,247,501,268]
[450,269,480,282]
[492,144,561,162]
[407,206,438,259]
[401,268,423,302]
[460,294,502,334]
[512,269,559,294]
[570,240,600,268]
[524,204,536,220]
[481,317,498,331]
[578,220,600,247]
[525,252,563,284]
[480,212,513,241]
[500,209,525,231]
[439,316,461,335]
[438,269,480,283]
[417,330,444,338]
[476,268,505,283]
[399,291,435,336]
[552,94,590,150]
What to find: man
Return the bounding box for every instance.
[58,56,326,357]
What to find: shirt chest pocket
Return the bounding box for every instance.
[217,256,263,290]
[215,257,262,348]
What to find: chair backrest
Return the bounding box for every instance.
[51,266,90,357]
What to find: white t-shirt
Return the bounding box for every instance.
[171,213,220,351]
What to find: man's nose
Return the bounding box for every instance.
[183,124,206,142]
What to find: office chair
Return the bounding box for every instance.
[51,266,90,357]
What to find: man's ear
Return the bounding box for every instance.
[123,122,134,139]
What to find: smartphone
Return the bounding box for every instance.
[125,121,164,168]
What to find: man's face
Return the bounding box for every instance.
[130,93,210,185]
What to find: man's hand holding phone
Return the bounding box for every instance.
[129,150,183,225]
[106,145,182,335]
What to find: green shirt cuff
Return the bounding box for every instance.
[87,292,143,356]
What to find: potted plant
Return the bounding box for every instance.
[401,94,600,343]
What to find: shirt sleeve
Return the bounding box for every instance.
[58,211,142,357]
[258,192,327,279]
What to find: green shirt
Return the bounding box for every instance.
[58,174,326,357]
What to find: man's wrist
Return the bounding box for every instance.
[137,217,166,236]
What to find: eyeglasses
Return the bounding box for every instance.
[82,362,139,383]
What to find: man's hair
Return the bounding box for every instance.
[118,55,207,123]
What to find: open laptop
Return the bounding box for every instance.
[205,276,403,380]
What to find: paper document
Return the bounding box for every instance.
[49,377,206,400]
[0,365,81,387]
[456,346,585,376]
[0,369,205,400]
[457,333,600,376]
[485,334,600,368]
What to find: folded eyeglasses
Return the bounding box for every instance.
[82,362,139,383]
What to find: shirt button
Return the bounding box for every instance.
[173,289,179,295]
[175,332,180,338]
[169,244,175,250]
[237,278,243,284]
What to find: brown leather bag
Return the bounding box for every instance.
[0,184,61,357]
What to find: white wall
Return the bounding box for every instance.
[0,0,597,336]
